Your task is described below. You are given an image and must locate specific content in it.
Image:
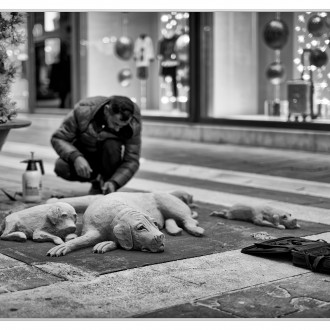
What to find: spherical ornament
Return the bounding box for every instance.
[310,48,328,67]
[117,68,132,87]
[114,36,134,61]
[307,15,327,37]
[263,19,289,50]
[265,62,286,85]
[175,34,190,63]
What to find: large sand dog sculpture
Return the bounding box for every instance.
[46,191,204,256]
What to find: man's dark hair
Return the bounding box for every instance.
[109,96,134,121]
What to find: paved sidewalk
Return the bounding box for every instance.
[1,113,330,319]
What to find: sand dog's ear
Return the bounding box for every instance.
[46,205,62,225]
[113,222,133,250]
[272,214,280,225]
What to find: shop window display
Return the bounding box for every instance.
[292,12,330,121]
[80,12,190,118]
[158,16,190,115]
[200,11,330,124]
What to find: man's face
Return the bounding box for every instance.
[104,103,132,132]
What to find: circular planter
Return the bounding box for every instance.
[0,119,31,150]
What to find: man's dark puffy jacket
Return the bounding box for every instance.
[51,96,142,189]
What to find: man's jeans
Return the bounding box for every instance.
[54,139,122,183]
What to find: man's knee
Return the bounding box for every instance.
[54,158,75,181]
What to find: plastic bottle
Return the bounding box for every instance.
[21,152,45,203]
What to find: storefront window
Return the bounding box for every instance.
[32,12,72,109]
[201,11,330,124]
[292,12,330,120]
[200,12,258,120]
[79,12,190,118]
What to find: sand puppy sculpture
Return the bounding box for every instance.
[46,191,204,257]
[0,202,78,244]
[210,203,300,229]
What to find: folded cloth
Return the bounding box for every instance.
[292,244,330,273]
[241,236,328,257]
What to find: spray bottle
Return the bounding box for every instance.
[21,152,45,203]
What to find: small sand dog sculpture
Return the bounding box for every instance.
[210,203,300,229]
[46,191,204,256]
[0,202,78,244]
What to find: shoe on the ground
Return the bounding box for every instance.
[88,180,102,195]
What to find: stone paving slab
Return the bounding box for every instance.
[0,252,25,270]
[138,272,330,319]
[136,170,330,209]
[141,138,330,183]
[0,248,313,318]
[7,141,330,201]
[140,159,330,199]
[7,122,330,184]
[0,254,62,294]
[136,303,237,318]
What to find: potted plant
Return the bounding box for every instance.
[0,12,30,150]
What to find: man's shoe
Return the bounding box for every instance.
[88,180,102,195]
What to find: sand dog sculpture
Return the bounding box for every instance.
[0,202,78,244]
[210,203,300,229]
[46,191,204,256]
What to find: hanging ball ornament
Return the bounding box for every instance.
[307,14,327,37]
[175,34,190,64]
[310,48,328,68]
[115,36,134,61]
[118,68,132,87]
[265,62,286,85]
[263,19,289,50]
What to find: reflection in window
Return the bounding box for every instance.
[157,12,190,116]
[32,24,43,38]
[44,12,60,32]
[80,12,190,118]
[44,38,61,65]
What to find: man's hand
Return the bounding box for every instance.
[74,156,92,179]
[102,181,117,195]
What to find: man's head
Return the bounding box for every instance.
[104,96,134,132]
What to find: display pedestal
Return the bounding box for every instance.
[0,119,31,151]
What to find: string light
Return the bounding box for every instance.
[294,12,330,116]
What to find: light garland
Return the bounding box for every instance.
[294,12,330,108]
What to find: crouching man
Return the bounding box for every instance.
[51,95,142,194]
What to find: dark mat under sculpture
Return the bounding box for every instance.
[0,202,329,275]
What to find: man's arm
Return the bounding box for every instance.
[51,108,83,163]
